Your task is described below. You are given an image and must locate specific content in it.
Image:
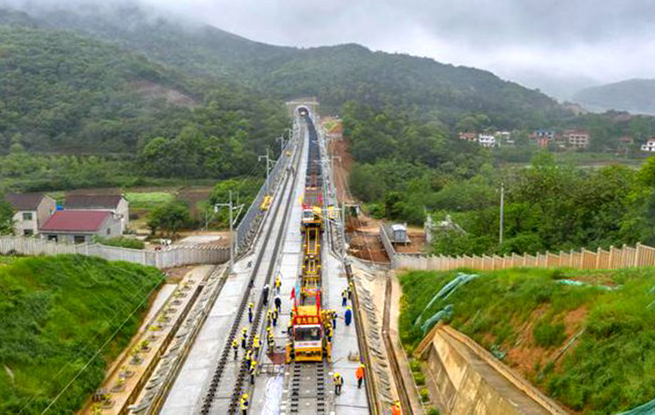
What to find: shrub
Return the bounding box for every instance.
[95,236,145,250]
[409,359,421,373]
[420,388,430,402]
[413,371,426,386]
[533,320,567,348]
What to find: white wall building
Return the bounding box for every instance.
[478,134,497,147]
[4,193,56,236]
[65,194,129,233]
[641,138,655,152]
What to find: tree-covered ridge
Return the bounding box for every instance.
[0,24,195,153]
[0,21,290,186]
[255,44,568,127]
[0,255,164,414]
[344,103,655,254]
[2,4,570,130]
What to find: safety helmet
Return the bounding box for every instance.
[243,393,248,398]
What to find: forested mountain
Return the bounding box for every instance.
[573,79,655,115]
[0,11,291,187]
[0,23,196,153]
[0,18,286,153]
[1,3,570,130]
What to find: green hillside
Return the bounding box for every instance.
[0,255,164,414]
[400,268,655,414]
[3,4,570,129]
[0,24,197,154]
[0,20,287,155]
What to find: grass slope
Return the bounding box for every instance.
[399,268,655,414]
[0,254,164,414]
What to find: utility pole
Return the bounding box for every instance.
[214,191,244,271]
[258,149,275,196]
[499,182,505,245]
[276,135,285,155]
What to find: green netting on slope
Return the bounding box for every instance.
[616,399,655,415]
[420,304,454,334]
[414,272,478,327]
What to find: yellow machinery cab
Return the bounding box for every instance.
[290,305,324,362]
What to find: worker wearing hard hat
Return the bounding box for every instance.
[333,372,343,395]
[355,363,365,389]
[240,393,249,414]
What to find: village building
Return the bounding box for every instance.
[65,194,130,233]
[564,130,590,149]
[39,210,122,244]
[477,134,497,147]
[458,132,478,142]
[495,131,514,146]
[3,193,56,236]
[529,129,556,148]
[641,137,655,152]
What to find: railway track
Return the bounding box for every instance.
[199,123,304,415]
[226,145,302,413]
[288,361,326,414]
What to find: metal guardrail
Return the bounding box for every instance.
[235,125,298,255]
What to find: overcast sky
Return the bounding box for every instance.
[8,0,655,97]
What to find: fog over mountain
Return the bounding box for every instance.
[2,0,654,100]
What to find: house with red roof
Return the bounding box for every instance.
[3,193,56,236]
[65,194,129,233]
[39,210,122,244]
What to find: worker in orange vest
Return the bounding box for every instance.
[355,363,365,388]
[391,400,401,415]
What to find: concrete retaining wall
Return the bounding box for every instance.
[417,325,567,415]
[0,236,229,269]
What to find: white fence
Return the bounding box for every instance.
[0,237,229,269]
[378,223,655,272]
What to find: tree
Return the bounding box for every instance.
[638,156,655,187]
[0,197,14,235]
[147,201,191,237]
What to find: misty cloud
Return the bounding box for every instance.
[3,0,654,98]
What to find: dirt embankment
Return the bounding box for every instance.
[326,118,426,261]
[131,81,198,108]
[503,306,588,386]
